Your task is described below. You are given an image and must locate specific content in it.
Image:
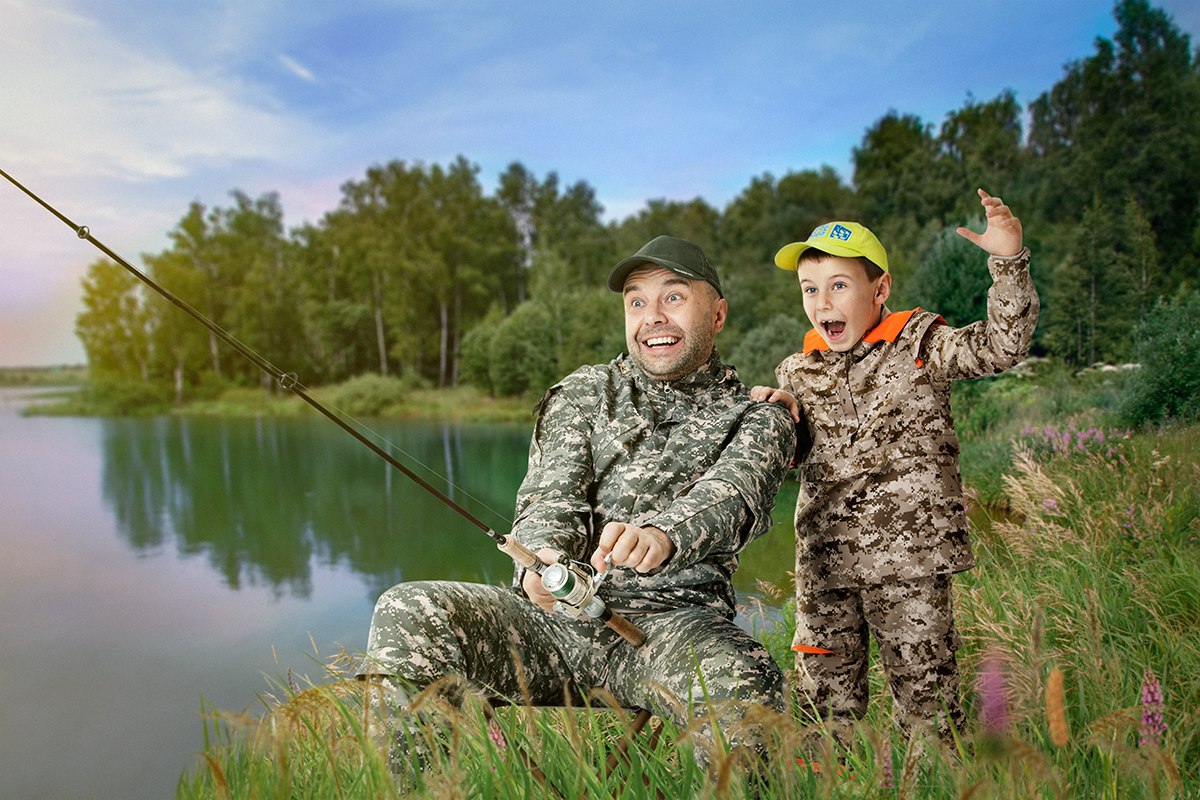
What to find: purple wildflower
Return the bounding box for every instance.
[1139,669,1167,748]
[1042,498,1059,513]
[487,716,508,759]
[879,747,894,790]
[977,655,1011,736]
[1123,505,1137,532]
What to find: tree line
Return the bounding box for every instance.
[77,0,1200,401]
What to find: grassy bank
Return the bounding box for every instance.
[178,365,1198,798]
[183,384,538,424]
[25,379,537,423]
[0,365,86,387]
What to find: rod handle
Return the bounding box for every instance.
[601,610,646,647]
[496,535,544,573]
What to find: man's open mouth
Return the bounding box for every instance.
[643,336,680,348]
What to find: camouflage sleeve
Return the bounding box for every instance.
[921,247,1039,381]
[643,403,795,567]
[775,353,800,391]
[509,383,594,557]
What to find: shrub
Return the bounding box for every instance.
[1119,291,1200,427]
[459,322,498,394]
[328,373,407,418]
[488,303,559,397]
[84,378,174,415]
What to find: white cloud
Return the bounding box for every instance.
[0,0,322,183]
[0,0,335,366]
[278,54,318,84]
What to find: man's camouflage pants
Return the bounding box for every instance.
[360,580,784,737]
[793,573,966,743]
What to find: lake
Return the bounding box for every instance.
[0,387,796,799]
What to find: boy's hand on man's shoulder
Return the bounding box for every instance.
[956,188,1023,258]
[750,385,801,422]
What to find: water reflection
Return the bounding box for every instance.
[98,415,531,601]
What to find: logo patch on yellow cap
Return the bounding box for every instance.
[773,220,889,272]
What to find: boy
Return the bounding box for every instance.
[752,189,1038,744]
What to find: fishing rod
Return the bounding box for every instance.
[0,166,644,647]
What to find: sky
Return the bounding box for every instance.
[2,0,1198,367]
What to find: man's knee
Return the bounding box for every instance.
[674,619,785,711]
[363,581,474,685]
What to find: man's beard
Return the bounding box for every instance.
[629,329,714,382]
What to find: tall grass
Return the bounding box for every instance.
[180,369,1199,798]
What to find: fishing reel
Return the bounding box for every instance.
[539,554,611,620]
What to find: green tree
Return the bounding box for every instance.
[423,157,517,386]
[726,313,808,389]
[150,202,226,383]
[75,257,149,381]
[1028,0,1200,279]
[137,194,295,399]
[141,244,214,401]
[611,198,721,261]
[853,112,957,272]
[458,307,505,394]
[1042,199,1146,365]
[938,92,1026,221]
[288,222,378,384]
[334,160,436,380]
[497,162,611,298]
[213,191,296,390]
[717,168,856,341]
[910,226,994,327]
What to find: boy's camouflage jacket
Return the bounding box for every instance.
[776,248,1038,590]
[512,350,796,616]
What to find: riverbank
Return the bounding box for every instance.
[23,381,538,424]
[0,365,86,387]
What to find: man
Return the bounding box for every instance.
[360,235,796,766]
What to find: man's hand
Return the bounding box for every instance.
[521,548,562,612]
[956,188,1022,257]
[591,522,675,574]
[750,385,800,422]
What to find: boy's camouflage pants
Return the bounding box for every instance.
[360,580,784,736]
[793,573,966,743]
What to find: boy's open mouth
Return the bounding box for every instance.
[822,321,846,339]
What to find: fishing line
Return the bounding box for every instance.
[0,166,508,537]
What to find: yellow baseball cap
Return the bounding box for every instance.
[774,221,889,272]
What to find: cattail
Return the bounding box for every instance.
[1045,666,1069,747]
[977,654,1011,736]
[1139,668,1167,748]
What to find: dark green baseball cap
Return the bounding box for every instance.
[606,235,723,298]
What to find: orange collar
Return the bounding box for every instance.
[803,308,928,355]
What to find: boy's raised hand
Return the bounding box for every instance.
[956,188,1023,257]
